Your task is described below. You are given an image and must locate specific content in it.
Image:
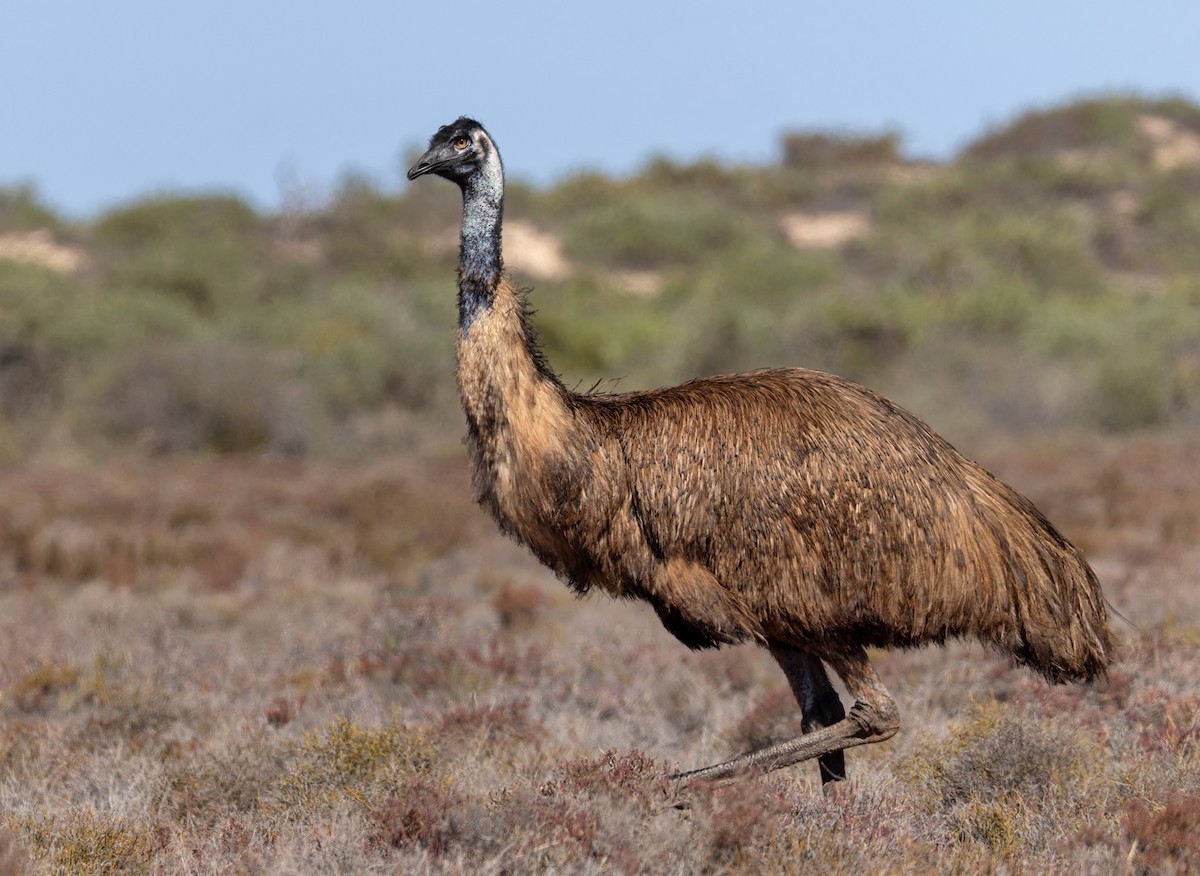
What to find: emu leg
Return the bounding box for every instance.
[672,646,898,784]
[771,646,847,785]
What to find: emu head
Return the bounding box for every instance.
[407,117,500,188]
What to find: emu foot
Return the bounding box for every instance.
[670,702,898,786]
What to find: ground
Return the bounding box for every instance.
[0,430,1197,873]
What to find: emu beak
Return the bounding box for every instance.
[406,146,445,181]
[406,158,433,181]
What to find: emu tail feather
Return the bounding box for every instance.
[984,491,1114,685]
[1013,559,1113,684]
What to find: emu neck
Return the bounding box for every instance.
[457,171,504,333]
[453,150,578,511]
[456,278,576,509]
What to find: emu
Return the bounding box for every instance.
[406,117,1113,787]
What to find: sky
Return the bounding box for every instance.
[5,1,1200,218]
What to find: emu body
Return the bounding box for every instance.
[409,117,1113,785]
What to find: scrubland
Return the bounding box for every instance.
[1,96,1199,873]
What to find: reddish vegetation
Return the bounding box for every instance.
[0,432,1197,872]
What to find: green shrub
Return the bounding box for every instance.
[91,194,265,315]
[0,183,62,231]
[4,94,1200,458]
[961,95,1143,162]
[93,342,328,454]
[782,130,903,167]
[561,191,757,269]
[1090,352,1174,431]
[93,193,261,245]
[866,204,1102,296]
[1134,173,1200,272]
[0,262,200,358]
[532,274,676,385]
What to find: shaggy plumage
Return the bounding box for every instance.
[408,116,1113,785]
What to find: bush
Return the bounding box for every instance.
[94,342,328,454]
[900,701,1100,856]
[561,191,757,269]
[92,195,265,315]
[277,716,434,814]
[865,202,1103,296]
[903,701,1094,807]
[1090,353,1174,431]
[962,96,1143,162]
[13,813,154,874]
[1125,791,1200,874]
[0,183,62,232]
[782,130,903,167]
[93,193,262,246]
[5,93,1200,458]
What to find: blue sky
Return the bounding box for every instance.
[5,1,1200,217]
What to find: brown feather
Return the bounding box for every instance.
[458,278,1113,684]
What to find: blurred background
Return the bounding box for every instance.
[2,1,1200,458]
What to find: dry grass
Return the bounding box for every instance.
[0,432,1198,873]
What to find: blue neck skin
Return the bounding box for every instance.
[457,163,504,336]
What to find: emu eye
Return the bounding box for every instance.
[454,136,470,150]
